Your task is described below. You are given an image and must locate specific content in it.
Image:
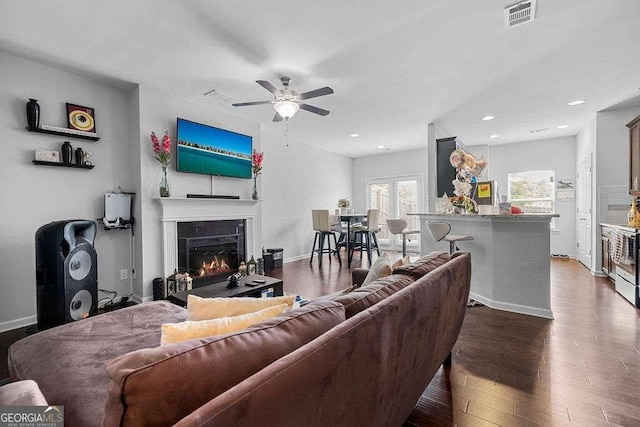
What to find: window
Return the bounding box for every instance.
[507,170,556,229]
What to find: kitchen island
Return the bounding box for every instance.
[409,213,558,319]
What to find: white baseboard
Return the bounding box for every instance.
[284,254,309,263]
[469,292,554,320]
[0,315,36,334]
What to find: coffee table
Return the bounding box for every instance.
[167,275,284,308]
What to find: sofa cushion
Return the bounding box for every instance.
[0,380,48,406]
[8,301,186,427]
[392,251,450,279]
[161,303,288,344]
[187,294,296,321]
[329,274,414,318]
[103,300,346,427]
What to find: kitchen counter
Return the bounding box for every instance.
[409,212,556,319]
[600,222,639,233]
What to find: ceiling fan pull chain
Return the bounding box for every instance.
[285,120,290,147]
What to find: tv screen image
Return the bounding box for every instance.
[176,118,252,179]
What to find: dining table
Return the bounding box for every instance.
[339,213,367,267]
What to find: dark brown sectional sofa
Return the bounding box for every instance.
[2,251,471,426]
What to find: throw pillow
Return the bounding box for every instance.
[360,252,392,287]
[391,255,411,269]
[187,294,296,321]
[161,303,288,345]
[104,300,346,427]
[392,251,451,279]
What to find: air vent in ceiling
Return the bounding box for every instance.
[504,0,536,28]
[529,127,549,134]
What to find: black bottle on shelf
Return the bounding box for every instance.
[26,98,40,129]
[75,147,84,165]
[61,141,72,164]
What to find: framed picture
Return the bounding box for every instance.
[556,178,575,200]
[66,103,96,133]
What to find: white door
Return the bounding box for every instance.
[367,175,423,251]
[577,154,592,268]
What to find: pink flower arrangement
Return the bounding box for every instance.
[151,131,171,166]
[252,149,264,176]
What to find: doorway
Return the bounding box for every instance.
[577,154,592,269]
[367,175,423,252]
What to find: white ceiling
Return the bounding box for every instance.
[1,0,639,157]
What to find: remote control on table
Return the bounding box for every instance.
[252,279,267,284]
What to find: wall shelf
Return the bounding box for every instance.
[32,160,94,170]
[26,126,100,141]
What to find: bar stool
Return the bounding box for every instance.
[349,209,381,266]
[386,219,420,256]
[310,210,342,267]
[426,221,473,254]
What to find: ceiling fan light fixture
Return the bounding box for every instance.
[274,100,300,119]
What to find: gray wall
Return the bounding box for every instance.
[0,52,136,331]
[592,107,639,272]
[261,132,352,260]
[487,136,577,257]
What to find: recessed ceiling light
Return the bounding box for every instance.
[557,125,569,129]
[489,134,499,139]
[350,133,359,138]
[482,115,495,121]
[568,99,586,106]
[377,145,385,149]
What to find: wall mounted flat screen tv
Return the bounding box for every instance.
[176,118,252,179]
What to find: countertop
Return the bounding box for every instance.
[600,223,640,233]
[409,213,559,222]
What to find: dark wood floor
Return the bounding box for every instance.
[2,252,639,426]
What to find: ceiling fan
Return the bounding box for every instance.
[232,76,334,122]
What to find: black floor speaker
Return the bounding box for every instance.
[36,220,98,331]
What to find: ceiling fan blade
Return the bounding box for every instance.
[256,80,279,95]
[232,100,273,107]
[299,103,330,116]
[273,112,283,122]
[298,86,334,100]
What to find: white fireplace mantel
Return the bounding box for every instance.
[156,197,261,278]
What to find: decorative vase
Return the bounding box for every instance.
[252,177,259,200]
[340,207,347,215]
[75,147,84,165]
[26,99,40,129]
[160,164,171,197]
[61,141,72,164]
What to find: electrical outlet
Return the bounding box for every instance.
[120,269,128,281]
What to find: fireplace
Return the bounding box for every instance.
[177,220,246,288]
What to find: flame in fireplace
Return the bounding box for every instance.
[195,255,231,277]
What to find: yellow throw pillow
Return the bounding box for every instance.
[361,252,392,287]
[161,303,288,345]
[187,294,296,321]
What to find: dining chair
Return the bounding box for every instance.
[310,210,342,267]
[426,221,473,254]
[386,219,420,256]
[349,209,381,266]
